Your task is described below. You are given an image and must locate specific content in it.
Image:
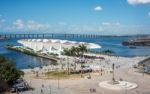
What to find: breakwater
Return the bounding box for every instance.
[6,45,58,62]
[122,38,150,46]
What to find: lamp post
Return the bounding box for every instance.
[48,68,52,94]
[58,75,60,89]
[125,83,127,94]
[56,68,60,89]
[60,59,63,70]
[67,57,70,75]
[111,63,119,84]
[112,63,115,82]
[142,64,145,76]
[74,57,76,71]
[49,85,51,94]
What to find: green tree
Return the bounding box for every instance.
[0,56,24,85]
[78,44,88,57]
[70,46,80,56]
[62,45,88,57]
[62,48,72,56]
[70,46,76,56]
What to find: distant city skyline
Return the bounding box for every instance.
[0,0,150,35]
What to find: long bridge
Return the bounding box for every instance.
[0,33,102,39]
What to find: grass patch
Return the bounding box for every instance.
[46,71,68,78]
[45,71,81,79]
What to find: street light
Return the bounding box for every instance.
[142,64,145,76]
[125,83,127,94]
[48,69,52,94]
[58,74,60,89]
[112,63,115,82]
[56,68,60,89]
[67,56,70,75]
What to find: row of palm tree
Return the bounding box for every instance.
[62,44,88,57]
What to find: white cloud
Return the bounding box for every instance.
[13,19,24,29]
[65,23,146,35]
[11,19,51,31]
[94,6,102,11]
[148,12,150,17]
[1,19,6,23]
[102,22,110,25]
[26,20,50,31]
[114,22,121,26]
[102,22,121,26]
[0,15,6,28]
[0,22,2,28]
[127,0,150,5]
[1,18,150,35]
[66,24,103,34]
[58,22,67,25]
[67,25,82,33]
[0,19,5,28]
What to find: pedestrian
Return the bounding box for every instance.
[42,84,44,88]
[90,88,92,92]
[41,89,43,94]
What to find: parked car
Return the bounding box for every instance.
[10,78,30,93]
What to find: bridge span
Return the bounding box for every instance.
[0,33,101,39]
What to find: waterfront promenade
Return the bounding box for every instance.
[19,54,148,94]
[21,69,150,94]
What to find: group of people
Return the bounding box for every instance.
[89,88,96,93]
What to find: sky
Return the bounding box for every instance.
[0,0,150,35]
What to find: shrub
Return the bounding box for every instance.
[0,56,24,85]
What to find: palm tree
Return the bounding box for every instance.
[63,48,71,56]
[78,44,87,57]
[62,45,87,57]
[70,46,77,56]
